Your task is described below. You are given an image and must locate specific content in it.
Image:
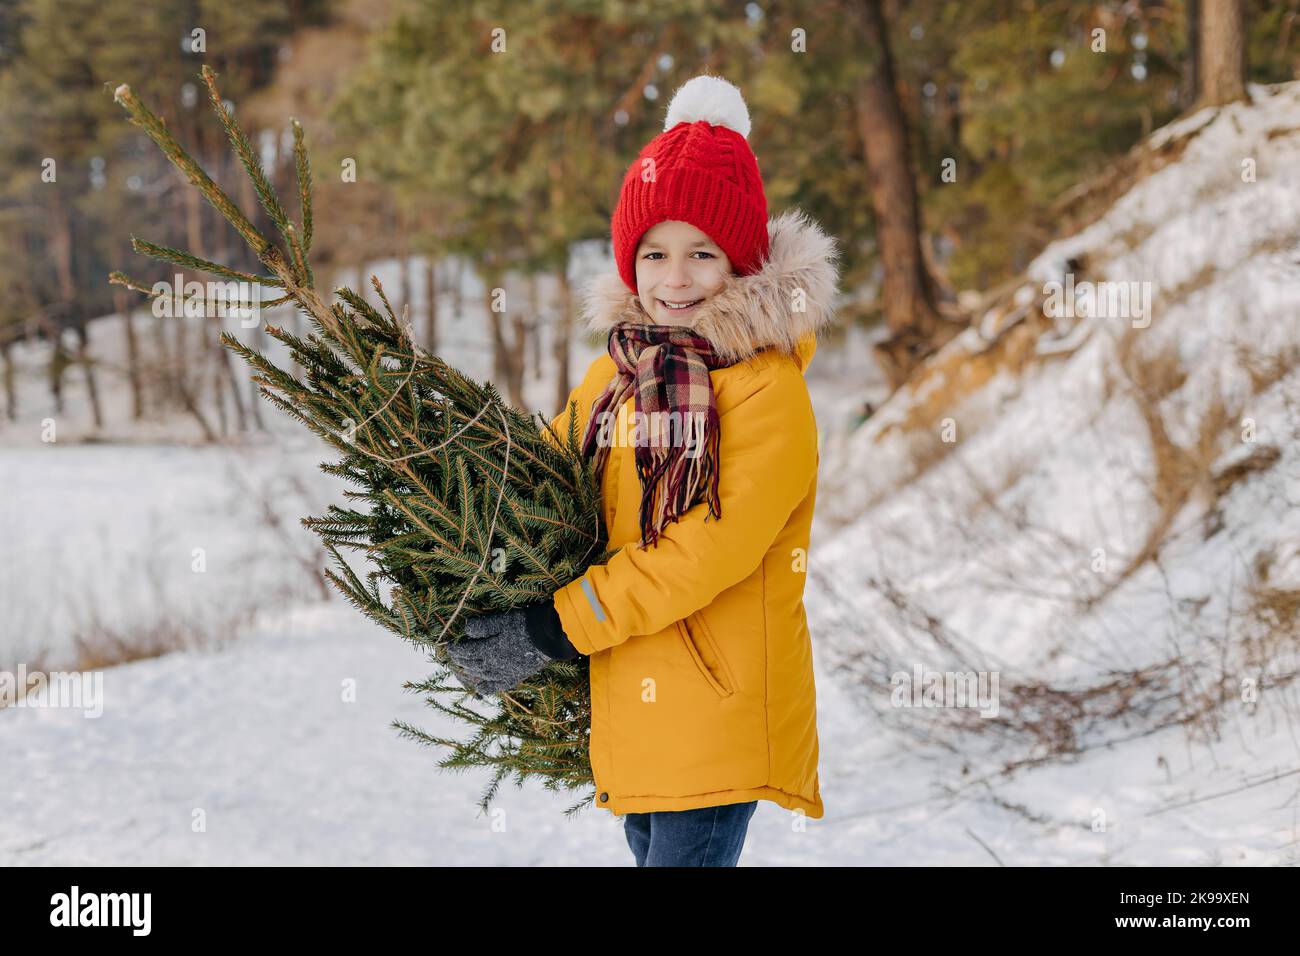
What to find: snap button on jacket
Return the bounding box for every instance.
[545,210,839,819]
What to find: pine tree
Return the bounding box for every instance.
[109,66,611,816]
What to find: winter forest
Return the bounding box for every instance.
[1,0,1298,871]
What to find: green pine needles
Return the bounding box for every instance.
[110,66,611,817]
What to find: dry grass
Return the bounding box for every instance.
[891,316,1045,441]
[839,312,1052,524]
[819,556,1300,781]
[1243,548,1300,652]
[817,317,1297,778]
[2,599,256,711]
[1085,330,1238,601]
[66,602,253,673]
[2,466,333,710]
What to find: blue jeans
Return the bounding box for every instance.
[622,801,759,866]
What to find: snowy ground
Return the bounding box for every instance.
[0,437,343,670]
[3,594,1294,865]
[0,237,897,867]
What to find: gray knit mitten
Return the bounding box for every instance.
[447,601,575,696]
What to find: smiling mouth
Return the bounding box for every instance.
[658,298,703,311]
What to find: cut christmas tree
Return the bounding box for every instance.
[109,66,611,817]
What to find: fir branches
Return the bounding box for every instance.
[109,66,608,815]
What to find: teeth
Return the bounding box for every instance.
[662,299,701,309]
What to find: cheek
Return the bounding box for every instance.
[701,262,731,293]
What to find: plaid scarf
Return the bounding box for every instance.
[580,321,732,548]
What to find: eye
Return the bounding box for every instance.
[640,250,716,260]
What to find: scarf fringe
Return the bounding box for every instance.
[579,323,729,550]
[636,410,722,548]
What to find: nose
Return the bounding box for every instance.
[663,258,691,289]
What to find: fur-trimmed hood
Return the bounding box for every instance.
[578,209,841,372]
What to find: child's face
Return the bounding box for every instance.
[635,220,733,326]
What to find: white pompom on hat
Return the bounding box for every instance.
[663,74,752,140]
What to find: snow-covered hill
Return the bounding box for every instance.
[808,81,1300,846]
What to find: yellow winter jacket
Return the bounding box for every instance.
[544,209,839,819]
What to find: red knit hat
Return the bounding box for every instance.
[611,75,770,294]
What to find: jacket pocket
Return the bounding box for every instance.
[677,610,736,699]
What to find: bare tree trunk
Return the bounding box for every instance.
[176,372,218,442]
[219,318,250,431]
[1182,0,1201,110]
[49,196,104,428]
[161,309,217,442]
[424,256,439,353]
[528,274,542,380]
[151,310,173,413]
[46,200,74,422]
[510,308,528,407]
[484,267,509,386]
[48,330,69,415]
[1,339,15,421]
[177,185,205,426]
[172,317,192,424]
[482,266,526,408]
[71,323,104,429]
[553,257,573,415]
[1200,0,1247,106]
[214,150,250,433]
[453,258,465,320]
[164,176,219,442]
[113,284,144,420]
[853,0,940,389]
[357,261,368,301]
[398,210,412,324]
[211,322,229,438]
